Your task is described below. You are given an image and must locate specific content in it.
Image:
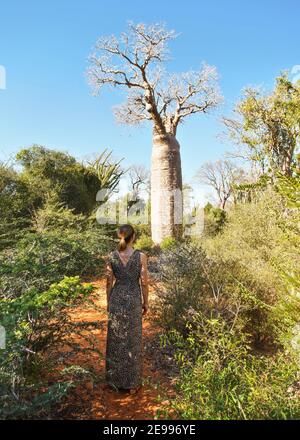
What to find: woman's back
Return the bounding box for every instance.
[109,249,141,283]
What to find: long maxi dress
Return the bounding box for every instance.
[105,249,143,390]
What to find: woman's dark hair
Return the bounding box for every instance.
[117,224,135,251]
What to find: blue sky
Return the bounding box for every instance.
[0,0,299,198]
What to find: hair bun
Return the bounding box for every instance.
[117,224,135,251]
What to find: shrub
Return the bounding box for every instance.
[30,194,87,233]
[154,243,253,337]
[160,236,178,251]
[203,203,227,237]
[135,234,154,252]
[16,145,101,215]
[154,224,300,346]
[133,224,151,238]
[203,188,300,344]
[0,163,32,250]
[153,183,300,420]
[0,277,101,419]
[0,229,110,299]
[160,316,300,420]
[153,243,210,334]
[0,222,109,418]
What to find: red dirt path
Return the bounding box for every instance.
[54,278,178,420]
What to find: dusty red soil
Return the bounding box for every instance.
[51,278,178,420]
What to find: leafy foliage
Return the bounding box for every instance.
[154,178,300,419]
[224,73,300,177]
[159,236,178,251]
[135,234,154,252]
[0,277,102,419]
[161,319,300,420]
[0,229,109,299]
[16,145,100,214]
[203,202,227,236]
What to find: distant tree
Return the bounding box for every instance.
[16,145,96,214]
[223,73,300,178]
[203,202,227,236]
[126,164,150,218]
[16,145,124,215]
[128,164,150,200]
[0,162,31,248]
[196,159,246,209]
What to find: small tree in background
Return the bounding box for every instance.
[223,73,300,178]
[196,159,246,209]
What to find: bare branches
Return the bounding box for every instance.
[87,22,177,94]
[129,164,150,198]
[196,159,246,209]
[87,22,221,136]
[152,64,222,135]
[113,89,152,125]
[169,65,222,131]
[125,21,179,69]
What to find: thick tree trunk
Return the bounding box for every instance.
[150,131,183,244]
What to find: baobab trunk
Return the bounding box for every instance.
[150,131,183,244]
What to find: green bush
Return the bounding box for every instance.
[133,224,151,238]
[160,316,300,420]
[203,188,300,344]
[154,195,300,344]
[0,230,109,299]
[154,243,211,334]
[154,180,300,420]
[0,276,101,419]
[0,213,111,418]
[16,145,101,215]
[0,163,32,250]
[135,234,154,252]
[160,236,178,251]
[154,242,267,339]
[203,203,227,237]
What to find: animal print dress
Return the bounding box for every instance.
[105,249,143,390]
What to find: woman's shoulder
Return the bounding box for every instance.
[135,249,147,260]
[106,249,118,262]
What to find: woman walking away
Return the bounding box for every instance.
[105,224,149,394]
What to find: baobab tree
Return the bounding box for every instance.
[87,21,221,243]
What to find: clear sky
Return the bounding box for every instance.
[0,0,299,199]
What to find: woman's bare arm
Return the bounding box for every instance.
[140,252,149,315]
[105,258,115,312]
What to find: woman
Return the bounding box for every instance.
[105,224,149,394]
